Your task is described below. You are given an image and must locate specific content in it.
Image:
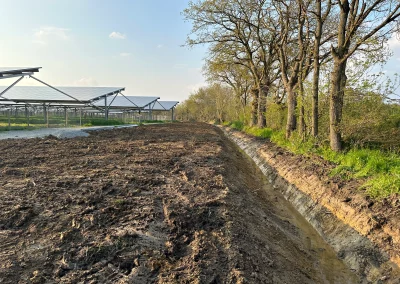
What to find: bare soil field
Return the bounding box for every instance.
[0,123,357,283]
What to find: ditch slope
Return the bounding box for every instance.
[0,123,358,283]
[221,125,400,283]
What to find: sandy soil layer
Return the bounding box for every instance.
[221,125,400,283]
[0,123,357,283]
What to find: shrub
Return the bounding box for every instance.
[243,126,273,139]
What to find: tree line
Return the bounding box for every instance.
[177,0,400,152]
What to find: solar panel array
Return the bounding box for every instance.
[0,68,179,113]
[152,101,179,111]
[0,67,41,76]
[0,86,124,103]
[0,100,20,105]
[94,95,160,109]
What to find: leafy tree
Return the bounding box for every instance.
[329,0,400,151]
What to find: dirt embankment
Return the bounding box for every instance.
[221,126,400,283]
[0,123,358,283]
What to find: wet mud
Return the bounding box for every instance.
[0,123,359,283]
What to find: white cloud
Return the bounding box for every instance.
[73,77,99,87]
[157,44,164,49]
[109,32,126,40]
[120,52,131,57]
[33,26,71,45]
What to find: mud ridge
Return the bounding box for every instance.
[220,125,400,283]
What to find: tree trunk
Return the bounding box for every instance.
[298,104,306,139]
[257,87,266,128]
[250,88,258,126]
[312,61,320,137]
[286,88,297,139]
[329,59,347,151]
[312,0,322,138]
[298,72,306,140]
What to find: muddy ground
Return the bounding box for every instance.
[0,123,358,283]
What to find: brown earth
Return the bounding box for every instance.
[0,123,357,283]
[221,126,400,283]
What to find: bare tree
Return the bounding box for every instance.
[309,0,333,137]
[184,0,279,128]
[329,0,400,151]
[274,0,313,138]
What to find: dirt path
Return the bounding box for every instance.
[0,123,357,283]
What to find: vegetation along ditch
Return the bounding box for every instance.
[220,125,400,283]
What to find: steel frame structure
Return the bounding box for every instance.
[0,68,125,121]
[0,68,180,127]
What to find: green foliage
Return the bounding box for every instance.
[242,126,273,139]
[140,120,165,124]
[342,90,400,151]
[230,121,245,130]
[175,83,247,123]
[270,130,316,155]
[363,174,400,198]
[265,102,286,130]
[333,149,396,177]
[241,126,400,199]
[0,124,40,132]
[181,0,400,199]
[0,114,128,129]
[330,165,354,180]
[84,119,124,126]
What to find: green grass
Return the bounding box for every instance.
[84,119,124,126]
[243,126,273,139]
[0,115,128,129]
[0,114,169,130]
[229,120,245,130]
[0,125,41,131]
[140,120,165,124]
[225,121,400,199]
[324,149,400,198]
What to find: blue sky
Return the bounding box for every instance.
[0,1,399,101]
[0,0,207,102]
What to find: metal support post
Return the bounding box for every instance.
[8,108,11,130]
[105,95,109,120]
[46,105,49,128]
[43,103,47,125]
[25,106,30,127]
[65,107,68,127]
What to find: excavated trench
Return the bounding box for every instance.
[226,140,359,283]
[219,125,400,283]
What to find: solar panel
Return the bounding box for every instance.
[0,100,18,105]
[152,101,179,110]
[0,86,124,103]
[0,67,41,77]
[94,95,160,109]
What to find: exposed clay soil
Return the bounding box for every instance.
[221,126,400,282]
[0,123,357,283]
